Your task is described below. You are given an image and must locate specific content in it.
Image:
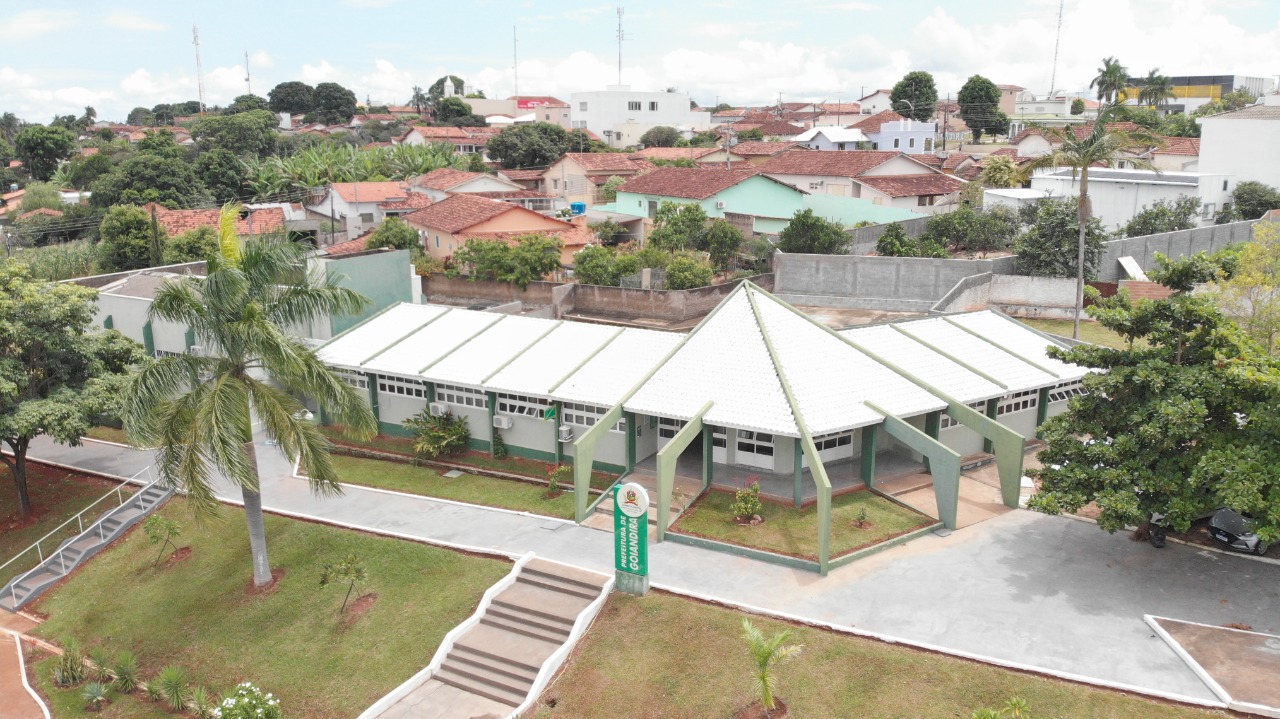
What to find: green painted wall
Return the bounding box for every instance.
[325,249,415,336]
[615,176,805,222]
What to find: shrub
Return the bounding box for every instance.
[164,226,219,264]
[731,482,764,521]
[143,679,165,703]
[491,430,508,459]
[87,647,113,682]
[111,650,139,693]
[53,639,86,686]
[187,686,218,718]
[665,254,714,290]
[319,554,369,613]
[158,664,188,711]
[777,209,848,254]
[548,464,572,495]
[1121,196,1201,238]
[216,682,282,719]
[365,217,419,251]
[82,681,110,711]
[143,515,182,565]
[403,409,471,459]
[1014,196,1107,278]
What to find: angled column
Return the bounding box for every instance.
[655,402,712,542]
[871,404,963,530]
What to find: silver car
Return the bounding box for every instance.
[1208,509,1270,555]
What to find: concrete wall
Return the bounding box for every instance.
[1198,115,1280,189]
[846,216,930,250]
[67,261,206,289]
[1096,219,1257,281]
[320,249,418,337]
[774,252,1016,311]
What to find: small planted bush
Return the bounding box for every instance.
[731,482,764,522]
[158,664,188,711]
[111,650,139,693]
[404,409,470,459]
[143,515,182,565]
[88,647,113,682]
[82,681,110,711]
[319,554,369,613]
[217,682,282,719]
[547,464,572,497]
[53,639,86,687]
[187,685,217,719]
[491,430,508,459]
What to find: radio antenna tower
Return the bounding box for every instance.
[244,50,252,95]
[192,25,206,113]
[1048,0,1065,95]
[616,7,625,85]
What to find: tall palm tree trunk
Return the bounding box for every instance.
[241,440,272,587]
[1074,171,1091,340]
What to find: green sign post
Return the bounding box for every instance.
[613,481,649,596]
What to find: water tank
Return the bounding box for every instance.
[570,202,586,216]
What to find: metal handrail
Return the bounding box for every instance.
[4,466,160,606]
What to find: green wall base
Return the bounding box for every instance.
[615,570,649,596]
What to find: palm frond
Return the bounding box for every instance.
[218,202,243,265]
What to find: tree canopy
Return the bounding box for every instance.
[957,75,1007,142]
[485,122,570,169]
[0,265,147,516]
[435,97,474,125]
[889,71,938,122]
[1209,222,1280,354]
[1013,197,1107,277]
[90,153,211,209]
[451,234,563,289]
[640,126,681,148]
[190,110,279,157]
[14,125,77,181]
[1121,196,1201,238]
[1091,56,1128,103]
[364,217,419,251]
[1227,181,1280,222]
[267,81,315,115]
[312,82,358,125]
[97,205,161,272]
[777,209,848,254]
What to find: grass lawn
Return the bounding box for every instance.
[332,454,576,519]
[536,593,1232,719]
[83,426,129,444]
[30,499,511,719]
[672,489,934,560]
[1,463,134,576]
[1019,318,1142,350]
[320,425,618,490]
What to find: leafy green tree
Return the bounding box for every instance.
[90,153,211,209]
[1090,56,1128,103]
[1030,264,1280,542]
[741,619,802,713]
[1229,181,1280,221]
[921,205,1018,255]
[1070,98,1086,116]
[14,125,77,181]
[1121,196,1201,238]
[571,245,622,286]
[1014,197,1107,277]
[485,122,570,169]
[777,208,847,254]
[639,125,681,148]
[736,127,764,141]
[195,148,247,204]
[600,175,626,202]
[1110,104,1162,131]
[0,137,13,166]
[364,217,419,250]
[1210,222,1280,353]
[889,70,938,122]
[648,201,708,252]
[312,82,358,125]
[664,254,714,289]
[63,152,115,190]
[98,205,158,271]
[427,75,466,108]
[319,554,369,613]
[227,94,269,114]
[0,112,23,143]
[957,75,1002,142]
[0,265,146,516]
[163,226,219,264]
[135,130,187,160]
[1160,113,1200,138]
[452,234,563,289]
[589,218,627,245]
[1022,108,1160,337]
[1221,87,1258,111]
[704,219,744,271]
[1137,68,1176,108]
[122,211,377,587]
[435,97,473,125]
[466,152,489,173]
[978,155,1022,188]
[267,81,315,115]
[191,110,279,158]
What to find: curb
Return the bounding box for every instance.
[1060,512,1280,566]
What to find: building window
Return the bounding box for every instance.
[360,213,374,224]
[377,374,428,398]
[939,401,987,430]
[1223,180,1229,191]
[579,102,588,111]
[563,402,625,432]
[924,138,934,151]
[335,371,368,391]
[552,178,560,190]
[436,383,487,409]
[545,113,551,120]
[657,417,685,440]
[435,235,440,248]
[809,182,822,190]
[893,138,900,149]
[908,137,916,148]
[1047,381,1088,403]
[649,101,658,111]
[736,430,774,456]
[996,389,1039,416]
[628,101,641,111]
[496,393,549,418]
[154,349,184,358]
[918,195,938,206]
[812,431,853,451]
[836,142,846,150]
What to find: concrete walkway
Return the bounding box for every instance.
[24,436,1280,705]
[0,629,47,719]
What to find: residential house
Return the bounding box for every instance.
[408,167,526,201]
[1008,92,1099,136]
[814,103,863,127]
[629,146,723,164]
[377,193,434,220]
[145,204,287,238]
[1030,168,1230,229]
[1141,137,1201,172]
[569,85,711,148]
[996,85,1025,116]
[542,153,654,206]
[711,108,748,125]
[725,120,807,140]
[404,193,595,266]
[1197,100,1280,189]
[792,126,869,151]
[758,149,966,213]
[398,126,492,155]
[848,111,937,154]
[498,169,547,191]
[857,90,894,115]
[304,182,412,237]
[726,141,810,165]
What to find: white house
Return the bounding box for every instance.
[304,182,412,237]
[1030,169,1231,230]
[848,111,937,154]
[1197,99,1280,191]
[791,126,868,151]
[759,149,966,213]
[857,90,894,115]
[408,168,525,202]
[570,85,712,148]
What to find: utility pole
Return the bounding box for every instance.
[192,26,206,113]
[941,93,951,152]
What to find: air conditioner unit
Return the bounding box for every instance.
[715,201,726,209]
[428,402,448,417]
[492,415,514,430]
[557,424,574,443]
[188,345,205,356]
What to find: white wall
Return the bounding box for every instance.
[867,121,936,154]
[1198,117,1280,190]
[1029,174,1230,230]
[570,86,711,147]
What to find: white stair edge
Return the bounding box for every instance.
[507,568,614,719]
[355,551,536,719]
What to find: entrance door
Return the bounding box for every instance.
[735,430,775,470]
[711,427,727,463]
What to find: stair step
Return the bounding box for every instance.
[491,586,585,624]
[453,625,557,672]
[439,656,531,695]
[432,666,525,707]
[517,569,601,601]
[447,646,539,683]
[480,613,567,644]
[485,605,572,638]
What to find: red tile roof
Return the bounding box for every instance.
[757,149,904,177]
[996,84,1026,91]
[460,224,594,249]
[848,110,908,134]
[145,204,286,237]
[729,141,806,157]
[323,233,377,257]
[510,96,569,108]
[857,173,967,198]
[819,103,862,114]
[378,193,434,210]
[561,153,649,173]
[467,190,556,200]
[629,146,719,161]
[17,207,64,221]
[712,108,746,118]
[499,169,545,181]
[410,126,471,139]
[615,167,771,200]
[411,168,485,191]
[1154,136,1200,156]
[402,193,520,233]
[330,182,411,203]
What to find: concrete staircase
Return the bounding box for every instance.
[1,481,173,612]
[360,556,611,719]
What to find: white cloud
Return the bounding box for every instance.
[104,11,166,32]
[0,67,38,89]
[250,50,274,70]
[359,59,415,105]
[301,60,339,85]
[0,10,77,41]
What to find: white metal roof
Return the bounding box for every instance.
[892,316,1058,393]
[841,324,1007,403]
[362,307,502,377]
[554,329,683,407]
[753,296,942,434]
[486,321,621,397]
[945,312,1089,382]
[424,314,561,387]
[317,304,447,370]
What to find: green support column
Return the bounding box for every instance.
[426,381,436,403]
[141,320,155,356]
[923,410,942,472]
[872,407,963,530]
[486,392,498,456]
[860,427,877,489]
[364,373,380,425]
[983,398,999,453]
[701,425,713,489]
[183,327,195,352]
[1036,387,1051,439]
[793,437,803,508]
[102,315,114,330]
[553,401,564,465]
[625,411,637,472]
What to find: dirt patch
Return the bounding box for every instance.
[244,568,286,597]
[167,546,192,564]
[341,593,377,624]
[853,521,876,531]
[1222,622,1253,631]
[736,698,788,719]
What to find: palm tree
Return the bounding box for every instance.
[409,86,429,116]
[122,204,376,587]
[1023,107,1161,339]
[741,619,802,715]
[1090,57,1129,104]
[1138,69,1176,109]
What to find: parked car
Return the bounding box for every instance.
[1208,509,1270,555]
